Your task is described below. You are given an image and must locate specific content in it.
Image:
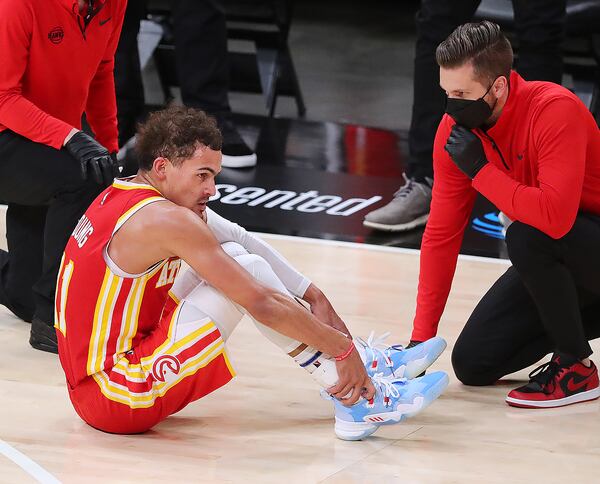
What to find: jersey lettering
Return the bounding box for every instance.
[156,259,181,288]
[72,215,94,248]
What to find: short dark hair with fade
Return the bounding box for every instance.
[135,105,223,171]
[435,21,513,84]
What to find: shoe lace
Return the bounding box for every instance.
[321,372,407,404]
[393,174,428,199]
[371,372,405,400]
[356,331,395,368]
[528,360,567,390]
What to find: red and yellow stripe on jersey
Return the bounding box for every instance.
[55,178,234,426]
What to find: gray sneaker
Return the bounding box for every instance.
[363,175,432,232]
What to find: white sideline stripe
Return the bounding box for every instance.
[252,231,511,266]
[2,204,508,265]
[0,438,61,484]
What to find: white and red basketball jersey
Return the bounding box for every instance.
[55,179,181,388]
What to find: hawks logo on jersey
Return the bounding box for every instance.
[151,354,181,382]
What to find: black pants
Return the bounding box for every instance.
[0,131,103,324]
[172,0,230,114]
[114,0,146,147]
[114,0,230,144]
[407,0,566,180]
[452,215,600,386]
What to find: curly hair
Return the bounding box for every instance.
[135,105,223,171]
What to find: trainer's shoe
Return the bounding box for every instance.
[355,332,446,379]
[333,371,449,441]
[363,174,432,232]
[506,353,600,409]
[219,117,257,168]
[29,317,58,354]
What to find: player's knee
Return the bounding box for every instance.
[221,241,248,258]
[219,245,272,280]
[235,253,270,278]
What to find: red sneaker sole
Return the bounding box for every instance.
[506,387,600,409]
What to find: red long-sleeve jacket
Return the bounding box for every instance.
[412,71,600,342]
[0,0,126,152]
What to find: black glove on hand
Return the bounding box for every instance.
[444,125,488,179]
[64,131,120,186]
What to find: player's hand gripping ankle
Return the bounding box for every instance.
[328,345,375,406]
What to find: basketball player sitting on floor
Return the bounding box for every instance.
[54,106,448,440]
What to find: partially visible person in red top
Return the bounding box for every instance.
[0,0,125,354]
[410,21,600,409]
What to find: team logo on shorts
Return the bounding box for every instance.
[48,27,64,44]
[152,355,181,382]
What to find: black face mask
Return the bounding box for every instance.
[445,81,498,129]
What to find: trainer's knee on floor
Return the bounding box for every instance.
[451,343,498,386]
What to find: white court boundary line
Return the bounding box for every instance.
[2,204,509,266]
[253,231,511,266]
[0,439,61,484]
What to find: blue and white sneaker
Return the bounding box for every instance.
[333,371,449,441]
[355,332,447,379]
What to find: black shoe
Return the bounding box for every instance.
[218,117,257,168]
[0,249,33,323]
[30,317,58,354]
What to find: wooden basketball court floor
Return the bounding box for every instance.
[1,208,600,483]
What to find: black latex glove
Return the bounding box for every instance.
[64,131,120,186]
[444,125,488,179]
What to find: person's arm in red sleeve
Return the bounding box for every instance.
[84,1,127,153]
[411,118,477,342]
[0,0,74,149]
[472,97,587,239]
